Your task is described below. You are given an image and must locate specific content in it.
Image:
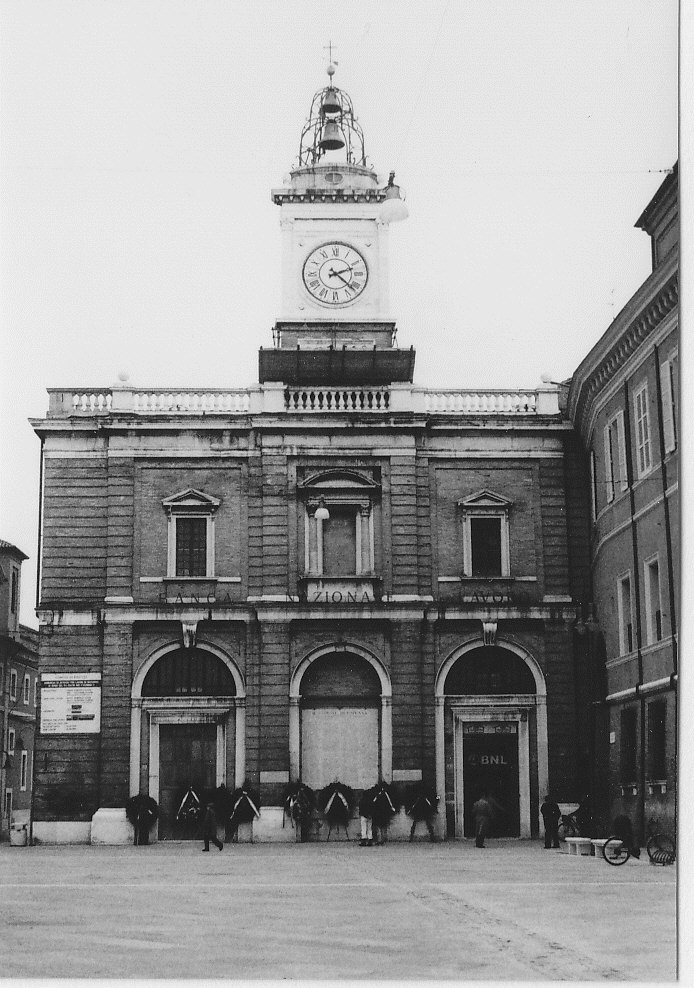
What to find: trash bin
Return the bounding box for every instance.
[10,824,28,847]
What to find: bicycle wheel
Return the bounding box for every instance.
[603,836,630,865]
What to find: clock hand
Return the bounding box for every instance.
[328,266,353,286]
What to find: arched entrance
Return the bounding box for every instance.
[130,642,245,840]
[289,644,392,794]
[435,640,547,839]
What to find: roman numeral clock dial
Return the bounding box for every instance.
[302,242,368,306]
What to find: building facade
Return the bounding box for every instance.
[29,70,594,844]
[0,540,39,840]
[568,165,678,840]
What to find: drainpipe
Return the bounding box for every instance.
[622,381,646,841]
[652,343,677,677]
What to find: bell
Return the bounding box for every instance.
[321,87,341,114]
[319,119,345,151]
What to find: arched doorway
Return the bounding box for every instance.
[289,644,392,799]
[436,640,547,839]
[130,643,245,840]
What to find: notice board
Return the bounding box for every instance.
[40,673,102,734]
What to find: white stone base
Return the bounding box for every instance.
[252,807,297,843]
[33,821,92,844]
[235,820,254,843]
[90,808,134,845]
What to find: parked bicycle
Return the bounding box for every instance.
[601,835,633,865]
[646,833,676,866]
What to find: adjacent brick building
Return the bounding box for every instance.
[1,540,39,840]
[28,68,609,844]
[568,165,678,841]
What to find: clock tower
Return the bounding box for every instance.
[260,63,415,385]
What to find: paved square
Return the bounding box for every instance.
[0,840,676,980]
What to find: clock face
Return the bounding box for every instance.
[302,242,368,305]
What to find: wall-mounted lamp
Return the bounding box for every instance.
[314,497,330,522]
[540,373,568,387]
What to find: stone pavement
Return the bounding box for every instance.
[0,839,677,981]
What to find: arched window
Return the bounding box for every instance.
[141,648,236,697]
[444,646,536,695]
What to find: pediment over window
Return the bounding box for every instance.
[162,488,221,514]
[457,490,512,510]
[299,469,381,494]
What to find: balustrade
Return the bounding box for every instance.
[47,385,557,418]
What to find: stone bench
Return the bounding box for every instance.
[564,837,594,856]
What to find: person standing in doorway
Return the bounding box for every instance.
[202,801,223,852]
[472,791,492,848]
[540,793,561,848]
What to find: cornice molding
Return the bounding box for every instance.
[569,265,678,440]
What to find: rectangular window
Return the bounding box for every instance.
[659,353,678,453]
[10,569,18,614]
[617,574,633,655]
[23,675,30,705]
[470,517,503,576]
[634,383,652,477]
[20,750,28,791]
[3,789,12,823]
[647,700,667,779]
[645,557,663,644]
[175,517,208,577]
[34,678,38,707]
[8,727,15,754]
[604,411,628,502]
[589,450,597,521]
[10,669,17,701]
[620,707,637,782]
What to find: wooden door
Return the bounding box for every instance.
[158,723,217,839]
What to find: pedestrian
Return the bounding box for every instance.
[575,794,592,836]
[540,793,561,848]
[202,801,223,852]
[612,814,641,858]
[472,791,492,848]
[358,786,377,846]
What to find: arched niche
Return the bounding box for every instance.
[289,643,392,788]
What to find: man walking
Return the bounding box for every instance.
[202,801,223,852]
[540,793,561,849]
[472,791,492,848]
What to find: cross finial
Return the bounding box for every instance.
[323,40,338,65]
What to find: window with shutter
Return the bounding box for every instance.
[660,354,677,453]
[617,573,633,655]
[589,449,597,520]
[633,384,652,477]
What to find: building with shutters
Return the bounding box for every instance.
[568,164,678,840]
[1,540,39,841]
[29,66,594,844]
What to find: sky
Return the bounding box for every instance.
[0,0,680,627]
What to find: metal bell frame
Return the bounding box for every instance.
[297,82,368,167]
